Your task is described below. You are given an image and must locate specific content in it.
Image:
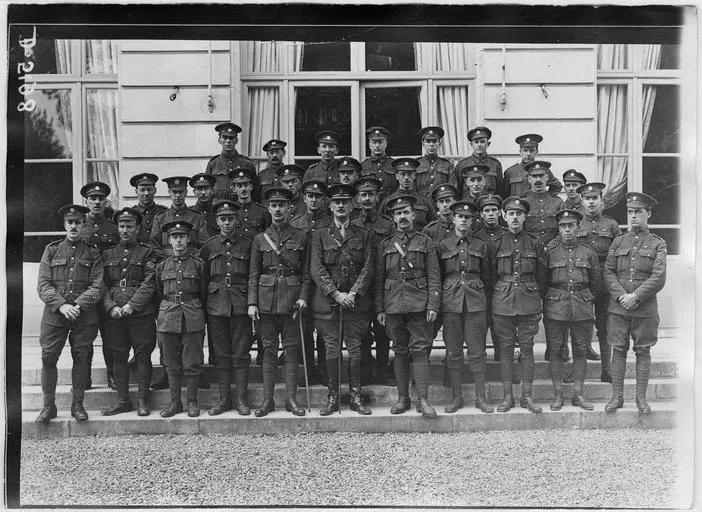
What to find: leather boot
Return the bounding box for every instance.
[283,358,300,414]
[586,345,601,360]
[256,351,276,417]
[550,390,564,411]
[350,390,371,415]
[137,397,151,416]
[107,369,117,391]
[151,370,169,390]
[349,358,371,415]
[185,375,200,417]
[572,394,594,410]
[498,344,515,412]
[208,369,232,416]
[599,336,612,382]
[473,373,494,413]
[444,366,464,413]
[442,361,451,387]
[101,400,133,416]
[71,401,89,421]
[187,401,200,417]
[161,400,183,417]
[520,382,542,413]
[411,350,431,414]
[635,350,652,414]
[320,391,339,416]
[35,404,58,424]
[255,398,275,417]
[234,367,251,416]
[417,397,438,419]
[391,396,412,414]
[393,353,410,402]
[605,347,626,412]
[285,397,305,416]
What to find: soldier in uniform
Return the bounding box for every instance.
[453,126,503,196]
[415,126,453,199]
[130,173,167,243]
[150,176,209,259]
[502,134,562,198]
[489,196,548,413]
[361,126,396,200]
[459,164,489,206]
[311,183,374,415]
[199,200,253,416]
[336,157,363,218]
[290,179,332,385]
[189,173,219,237]
[248,187,310,417]
[604,192,666,414]
[423,184,457,244]
[375,195,441,419]
[277,164,307,219]
[35,205,103,423]
[522,161,565,245]
[351,177,396,385]
[149,176,209,390]
[578,182,622,381]
[256,139,286,202]
[100,208,158,417]
[562,169,587,212]
[543,209,602,411]
[205,122,256,201]
[380,158,436,230]
[303,130,341,187]
[155,221,208,418]
[80,181,119,390]
[229,167,271,241]
[437,200,494,413]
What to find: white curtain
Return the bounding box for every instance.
[247,88,280,159]
[85,40,119,73]
[597,44,628,70]
[292,41,304,71]
[86,89,120,207]
[434,43,471,72]
[413,43,425,70]
[597,85,628,207]
[640,45,662,145]
[245,41,281,73]
[54,40,71,73]
[437,86,469,159]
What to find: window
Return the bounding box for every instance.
[365,42,417,71]
[23,39,119,262]
[596,44,680,253]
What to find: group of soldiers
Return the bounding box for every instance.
[34,120,667,424]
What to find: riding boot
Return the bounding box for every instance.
[605,347,626,412]
[349,357,371,415]
[472,370,494,413]
[391,354,411,414]
[208,369,232,416]
[497,344,515,412]
[635,349,652,414]
[320,357,340,416]
[255,349,277,417]
[234,366,251,415]
[444,366,464,413]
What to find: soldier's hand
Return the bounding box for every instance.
[109,306,123,319]
[341,292,356,309]
[619,293,638,310]
[248,305,259,322]
[292,300,308,319]
[426,309,438,323]
[333,291,347,305]
[59,304,80,321]
[377,312,386,326]
[121,304,134,316]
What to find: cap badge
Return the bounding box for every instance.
[69,207,75,213]
[534,164,541,169]
[525,138,531,142]
[564,212,570,217]
[440,186,445,191]
[473,167,478,171]
[632,195,638,201]
[588,186,593,191]
[226,128,233,133]
[515,200,520,205]
[374,130,379,134]
[463,205,469,210]
[174,179,180,185]
[94,186,100,191]
[313,184,318,189]
[176,224,181,228]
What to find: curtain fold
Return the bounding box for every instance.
[597,44,628,70]
[247,88,280,159]
[54,40,71,73]
[597,85,628,208]
[86,89,119,207]
[293,41,304,71]
[437,86,469,159]
[434,43,471,72]
[85,40,119,74]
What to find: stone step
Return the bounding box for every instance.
[22,379,676,411]
[21,359,678,386]
[22,403,677,439]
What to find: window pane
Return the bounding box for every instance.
[86,89,119,158]
[597,44,628,70]
[434,43,474,72]
[365,43,416,71]
[658,44,680,69]
[650,228,679,255]
[643,85,679,153]
[643,156,679,225]
[85,40,119,74]
[25,39,72,74]
[24,89,73,159]
[300,42,350,71]
[25,162,73,233]
[24,235,65,263]
[294,87,351,155]
[87,162,120,209]
[365,87,421,156]
[244,41,282,73]
[437,86,470,156]
[597,85,628,154]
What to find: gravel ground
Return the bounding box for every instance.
[21,429,682,508]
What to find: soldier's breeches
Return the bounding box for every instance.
[386,312,433,356]
[493,313,540,385]
[607,313,659,350]
[372,321,390,366]
[545,319,593,360]
[258,314,300,363]
[316,316,368,360]
[160,330,205,377]
[40,322,97,402]
[208,315,251,371]
[442,310,488,372]
[103,314,156,399]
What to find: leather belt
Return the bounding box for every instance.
[552,283,588,291]
[387,271,426,281]
[163,293,199,304]
[263,267,300,278]
[499,274,536,284]
[212,273,247,286]
[446,272,480,280]
[327,264,356,278]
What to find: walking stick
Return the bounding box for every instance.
[298,311,311,412]
[338,305,344,415]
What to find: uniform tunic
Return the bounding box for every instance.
[380,191,436,230]
[191,200,219,238]
[522,191,564,245]
[502,161,563,198]
[290,210,332,236]
[473,224,506,246]
[304,160,340,189]
[289,195,307,219]
[255,164,282,203]
[205,152,256,201]
[81,214,118,252]
[133,203,168,243]
[235,200,271,241]
[562,197,585,213]
[155,254,208,333]
[578,213,621,265]
[422,218,454,244]
[415,155,453,199]
[453,154,503,196]
[150,206,209,259]
[350,210,395,248]
[361,155,396,200]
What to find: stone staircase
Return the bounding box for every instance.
[21,332,679,439]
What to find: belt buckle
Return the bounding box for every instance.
[276,267,285,278]
[340,266,348,277]
[65,282,74,292]
[224,276,232,286]
[513,274,521,285]
[119,278,127,288]
[399,270,406,281]
[174,294,182,304]
[567,283,575,292]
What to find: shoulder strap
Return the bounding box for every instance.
[262,232,281,255]
[393,241,414,269]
